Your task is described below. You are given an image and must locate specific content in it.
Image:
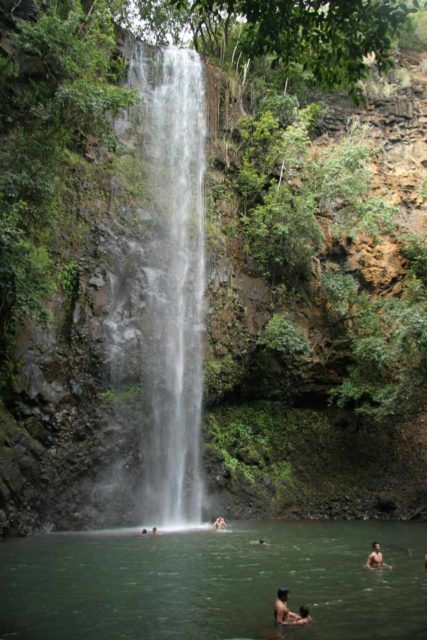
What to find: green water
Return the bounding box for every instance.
[0,521,426,640]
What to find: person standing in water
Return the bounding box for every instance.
[366,542,392,569]
[274,588,300,627]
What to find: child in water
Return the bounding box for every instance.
[284,606,312,625]
[296,606,312,624]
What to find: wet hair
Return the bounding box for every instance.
[372,541,379,549]
[141,529,147,534]
[259,539,264,544]
[278,588,289,599]
[300,606,309,619]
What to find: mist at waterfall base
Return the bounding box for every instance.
[95,43,206,529]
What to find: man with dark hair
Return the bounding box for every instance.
[366,542,392,569]
[274,587,300,627]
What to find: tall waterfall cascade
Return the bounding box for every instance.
[104,43,207,527]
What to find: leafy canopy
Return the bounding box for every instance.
[171,0,411,97]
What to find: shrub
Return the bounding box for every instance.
[258,93,300,126]
[258,314,311,363]
[204,355,244,403]
[322,270,359,320]
[242,184,322,286]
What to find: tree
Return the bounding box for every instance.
[118,0,193,45]
[171,0,411,97]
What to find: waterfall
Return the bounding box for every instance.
[104,42,206,527]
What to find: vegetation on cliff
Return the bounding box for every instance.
[0,0,135,380]
[202,3,427,431]
[204,400,410,517]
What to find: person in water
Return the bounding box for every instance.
[366,542,392,569]
[141,529,148,535]
[274,588,300,627]
[294,606,312,625]
[152,527,159,536]
[214,516,226,530]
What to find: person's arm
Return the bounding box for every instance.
[366,553,374,568]
[287,611,301,620]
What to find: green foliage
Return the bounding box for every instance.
[15,0,118,80]
[299,103,325,133]
[0,0,138,395]
[0,202,55,328]
[204,355,244,403]
[205,402,373,496]
[401,236,427,285]
[174,0,411,99]
[238,112,396,290]
[121,0,192,45]
[237,159,265,202]
[238,110,281,148]
[206,402,295,489]
[0,215,55,326]
[99,384,144,406]
[55,80,136,146]
[354,198,397,239]
[259,314,310,363]
[58,260,79,307]
[322,271,359,321]
[258,93,299,127]
[0,0,135,361]
[331,294,427,423]
[242,181,322,287]
[309,125,398,238]
[398,6,427,51]
[311,131,372,213]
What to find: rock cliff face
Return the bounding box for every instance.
[1,51,426,536]
[202,53,427,520]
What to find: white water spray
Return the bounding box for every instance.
[118,43,207,526]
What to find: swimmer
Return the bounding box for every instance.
[250,539,271,546]
[151,527,159,536]
[366,541,392,569]
[424,554,427,569]
[214,516,226,530]
[291,606,312,625]
[274,587,300,627]
[140,529,148,535]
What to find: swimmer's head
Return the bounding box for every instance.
[141,529,147,534]
[372,541,381,551]
[278,588,289,600]
[259,539,264,544]
[300,606,309,619]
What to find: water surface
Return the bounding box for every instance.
[1,521,426,640]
